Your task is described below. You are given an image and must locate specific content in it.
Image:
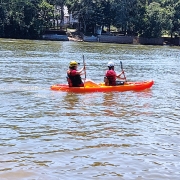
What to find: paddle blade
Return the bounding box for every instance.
[120,61,127,82]
[120,61,123,70]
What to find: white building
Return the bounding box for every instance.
[53,6,78,26]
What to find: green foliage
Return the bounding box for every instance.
[0,0,179,39]
[0,0,54,38]
[38,0,54,27]
[67,0,180,37]
[140,2,166,37]
[173,1,180,35]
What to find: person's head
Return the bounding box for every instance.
[107,61,114,70]
[69,61,78,69]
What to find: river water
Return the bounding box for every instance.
[0,38,180,180]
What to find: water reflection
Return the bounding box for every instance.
[63,93,80,109]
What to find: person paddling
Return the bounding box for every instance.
[104,61,125,86]
[67,61,85,87]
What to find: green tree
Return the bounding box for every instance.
[0,0,54,38]
[55,0,66,29]
[0,0,179,39]
[0,4,8,36]
[47,0,67,29]
[23,0,44,38]
[140,2,168,38]
[38,0,54,28]
[127,0,146,35]
[173,1,180,36]
[66,0,114,33]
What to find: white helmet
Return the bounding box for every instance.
[107,61,114,67]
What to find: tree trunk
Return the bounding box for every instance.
[60,5,64,30]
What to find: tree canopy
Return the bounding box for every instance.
[0,0,179,39]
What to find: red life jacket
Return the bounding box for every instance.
[105,70,116,86]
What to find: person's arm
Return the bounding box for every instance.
[77,66,85,75]
[116,71,126,80]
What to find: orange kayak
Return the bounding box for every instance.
[50,80,154,93]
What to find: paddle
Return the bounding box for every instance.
[120,61,127,82]
[82,55,86,87]
[83,55,86,79]
[82,55,101,87]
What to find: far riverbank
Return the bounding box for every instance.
[68,30,180,46]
